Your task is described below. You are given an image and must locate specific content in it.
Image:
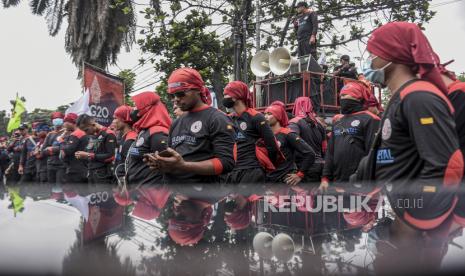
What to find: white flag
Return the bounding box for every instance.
[64,191,90,221]
[66,89,92,115]
[318,52,327,66]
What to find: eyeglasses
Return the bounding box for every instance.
[169,90,189,99]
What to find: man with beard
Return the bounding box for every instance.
[147,68,235,185]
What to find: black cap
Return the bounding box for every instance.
[296,2,308,8]
[340,55,350,61]
[18,123,28,130]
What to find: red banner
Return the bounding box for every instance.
[83,64,124,127]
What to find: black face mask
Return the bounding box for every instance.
[222,98,235,109]
[340,99,364,115]
[130,109,140,123]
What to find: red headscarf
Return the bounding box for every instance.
[340,81,371,102]
[292,97,317,123]
[131,186,171,220]
[51,112,64,120]
[367,21,448,95]
[168,201,213,246]
[265,101,289,127]
[223,81,252,108]
[113,105,133,125]
[131,91,171,134]
[64,113,78,124]
[167,68,212,105]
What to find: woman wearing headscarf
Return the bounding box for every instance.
[223,80,279,185]
[126,92,171,186]
[289,97,326,183]
[264,101,315,185]
[112,105,137,179]
[365,22,463,231]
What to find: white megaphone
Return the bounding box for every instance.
[271,233,301,262]
[269,47,299,75]
[253,232,274,259]
[250,50,271,77]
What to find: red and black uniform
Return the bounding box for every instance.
[289,97,326,183]
[6,137,24,184]
[115,130,137,178]
[223,81,278,184]
[323,111,379,184]
[19,136,39,183]
[446,80,465,225]
[41,131,66,184]
[85,128,116,184]
[167,106,236,184]
[35,137,49,183]
[126,92,171,186]
[228,109,277,184]
[266,128,315,183]
[375,80,463,230]
[61,129,88,184]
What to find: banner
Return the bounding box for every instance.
[83,63,124,127]
[7,97,26,133]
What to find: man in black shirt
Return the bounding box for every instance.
[61,113,88,184]
[334,55,358,80]
[148,68,235,185]
[222,80,279,185]
[6,127,26,184]
[75,114,116,184]
[41,112,67,184]
[293,2,318,59]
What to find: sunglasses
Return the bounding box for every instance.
[169,90,190,99]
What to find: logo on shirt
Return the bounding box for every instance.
[240,122,247,130]
[376,148,395,164]
[191,121,203,133]
[351,120,360,127]
[382,119,392,140]
[136,137,145,147]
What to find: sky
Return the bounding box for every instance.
[0,0,464,113]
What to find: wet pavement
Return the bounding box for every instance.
[0,183,464,275]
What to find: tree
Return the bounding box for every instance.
[2,0,136,70]
[457,72,465,82]
[118,69,136,105]
[136,0,437,108]
[0,110,8,137]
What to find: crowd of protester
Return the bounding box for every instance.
[0,22,464,250]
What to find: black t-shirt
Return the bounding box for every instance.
[61,129,89,175]
[293,11,318,41]
[375,80,461,222]
[115,131,137,178]
[289,117,326,163]
[266,128,315,183]
[334,64,358,80]
[8,138,24,168]
[166,106,236,184]
[85,129,117,170]
[231,108,278,170]
[127,129,167,185]
[323,111,380,183]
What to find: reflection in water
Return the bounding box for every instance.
[1,183,464,275]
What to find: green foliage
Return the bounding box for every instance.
[118,69,137,105]
[457,72,465,82]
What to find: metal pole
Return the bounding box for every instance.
[255,0,261,50]
[242,18,248,83]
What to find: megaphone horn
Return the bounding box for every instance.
[251,50,271,77]
[270,47,299,76]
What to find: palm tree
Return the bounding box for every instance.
[2,0,136,70]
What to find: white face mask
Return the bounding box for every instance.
[362,56,392,85]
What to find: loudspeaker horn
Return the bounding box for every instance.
[269,47,299,75]
[250,50,271,77]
